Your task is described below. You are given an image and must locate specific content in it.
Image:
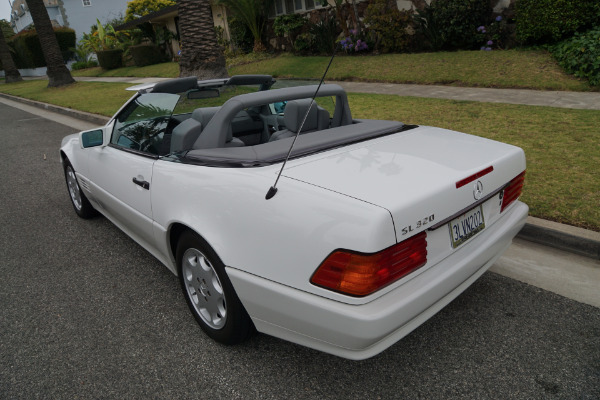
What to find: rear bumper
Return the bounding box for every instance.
[227,202,529,360]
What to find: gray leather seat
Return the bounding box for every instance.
[171,107,243,153]
[269,99,329,142]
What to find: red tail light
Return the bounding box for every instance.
[310,232,428,297]
[501,171,526,212]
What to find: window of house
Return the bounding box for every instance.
[82,0,92,6]
[273,0,322,15]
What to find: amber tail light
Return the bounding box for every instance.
[501,171,526,212]
[310,232,428,297]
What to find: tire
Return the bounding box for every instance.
[63,160,98,219]
[176,231,254,344]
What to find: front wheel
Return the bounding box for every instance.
[63,161,97,219]
[176,231,254,344]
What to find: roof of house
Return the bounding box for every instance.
[114,4,178,31]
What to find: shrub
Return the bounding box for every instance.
[515,0,600,45]
[125,0,176,22]
[228,17,253,54]
[71,60,99,70]
[71,61,87,70]
[293,33,314,54]
[273,14,306,52]
[96,49,123,69]
[551,27,600,86]
[476,15,508,50]
[309,15,339,55]
[129,44,164,66]
[339,29,370,53]
[8,27,75,69]
[416,0,491,50]
[364,0,414,53]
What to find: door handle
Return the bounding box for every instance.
[132,177,150,190]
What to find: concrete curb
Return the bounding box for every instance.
[519,217,600,260]
[0,92,110,126]
[2,91,599,260]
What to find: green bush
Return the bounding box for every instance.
[273,14,306,51]
[551,28,600,86]
[71,60,98,70]
[515,0,600,45]
[309,15,339,55]
[416,0,491,50]
[125,0,175,21]
[293,33,314,54]
[54,28,76,61]
[129,44,164,66]
[8,28,76,69]
[228,17,253,54]
[96,49,123,69]
[365,0,414,53]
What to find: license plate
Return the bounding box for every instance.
[448,206,485,248]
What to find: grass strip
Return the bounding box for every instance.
[230,50,595,91]
[0,80,133,116]
[0,80,597,230]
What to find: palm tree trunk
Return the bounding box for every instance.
[25,0,74,87]
[0,28,22,83]
[178,0,227,79]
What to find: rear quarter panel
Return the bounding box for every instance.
[150,160,397,297]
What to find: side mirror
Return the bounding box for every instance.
[80,129,104,148]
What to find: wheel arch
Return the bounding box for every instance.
[168,223,224,273]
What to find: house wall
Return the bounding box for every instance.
[59,0,128,41]
[9,0,128,41]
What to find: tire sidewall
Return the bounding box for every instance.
[63,160,97,219]
[176,230,253,344]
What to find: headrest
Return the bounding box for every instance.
[284,99,319,133]
[192,108,206,123]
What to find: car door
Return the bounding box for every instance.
[86,93,180,247]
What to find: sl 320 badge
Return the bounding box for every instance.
[401,214,435,236]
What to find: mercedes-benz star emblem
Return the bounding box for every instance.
[473,180,484,200]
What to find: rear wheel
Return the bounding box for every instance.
[176,231,254,344]
[63,161,97,219]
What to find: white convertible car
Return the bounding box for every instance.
[60,75,528,360]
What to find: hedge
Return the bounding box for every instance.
[97,49,123,69]
[129,44,164,67]
[8,28,75,69]
[516,0,600,45]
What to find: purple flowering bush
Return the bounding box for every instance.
[339,29,369,54]
[477,15,508,50]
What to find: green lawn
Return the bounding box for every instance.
[0,80,132,116]
[66,49,595,91]
[230,50,595,91]
[0,80,597,230]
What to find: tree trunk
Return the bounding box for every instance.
[0,28,22,83]
[334,1,350,37]
[346,0,361,35]
[178,0,227,79]
[25,0,74,87]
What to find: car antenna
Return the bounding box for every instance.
[265,50,336,200]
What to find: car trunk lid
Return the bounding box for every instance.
[282,126,526,241]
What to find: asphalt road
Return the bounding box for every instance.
[1,101,599,399]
